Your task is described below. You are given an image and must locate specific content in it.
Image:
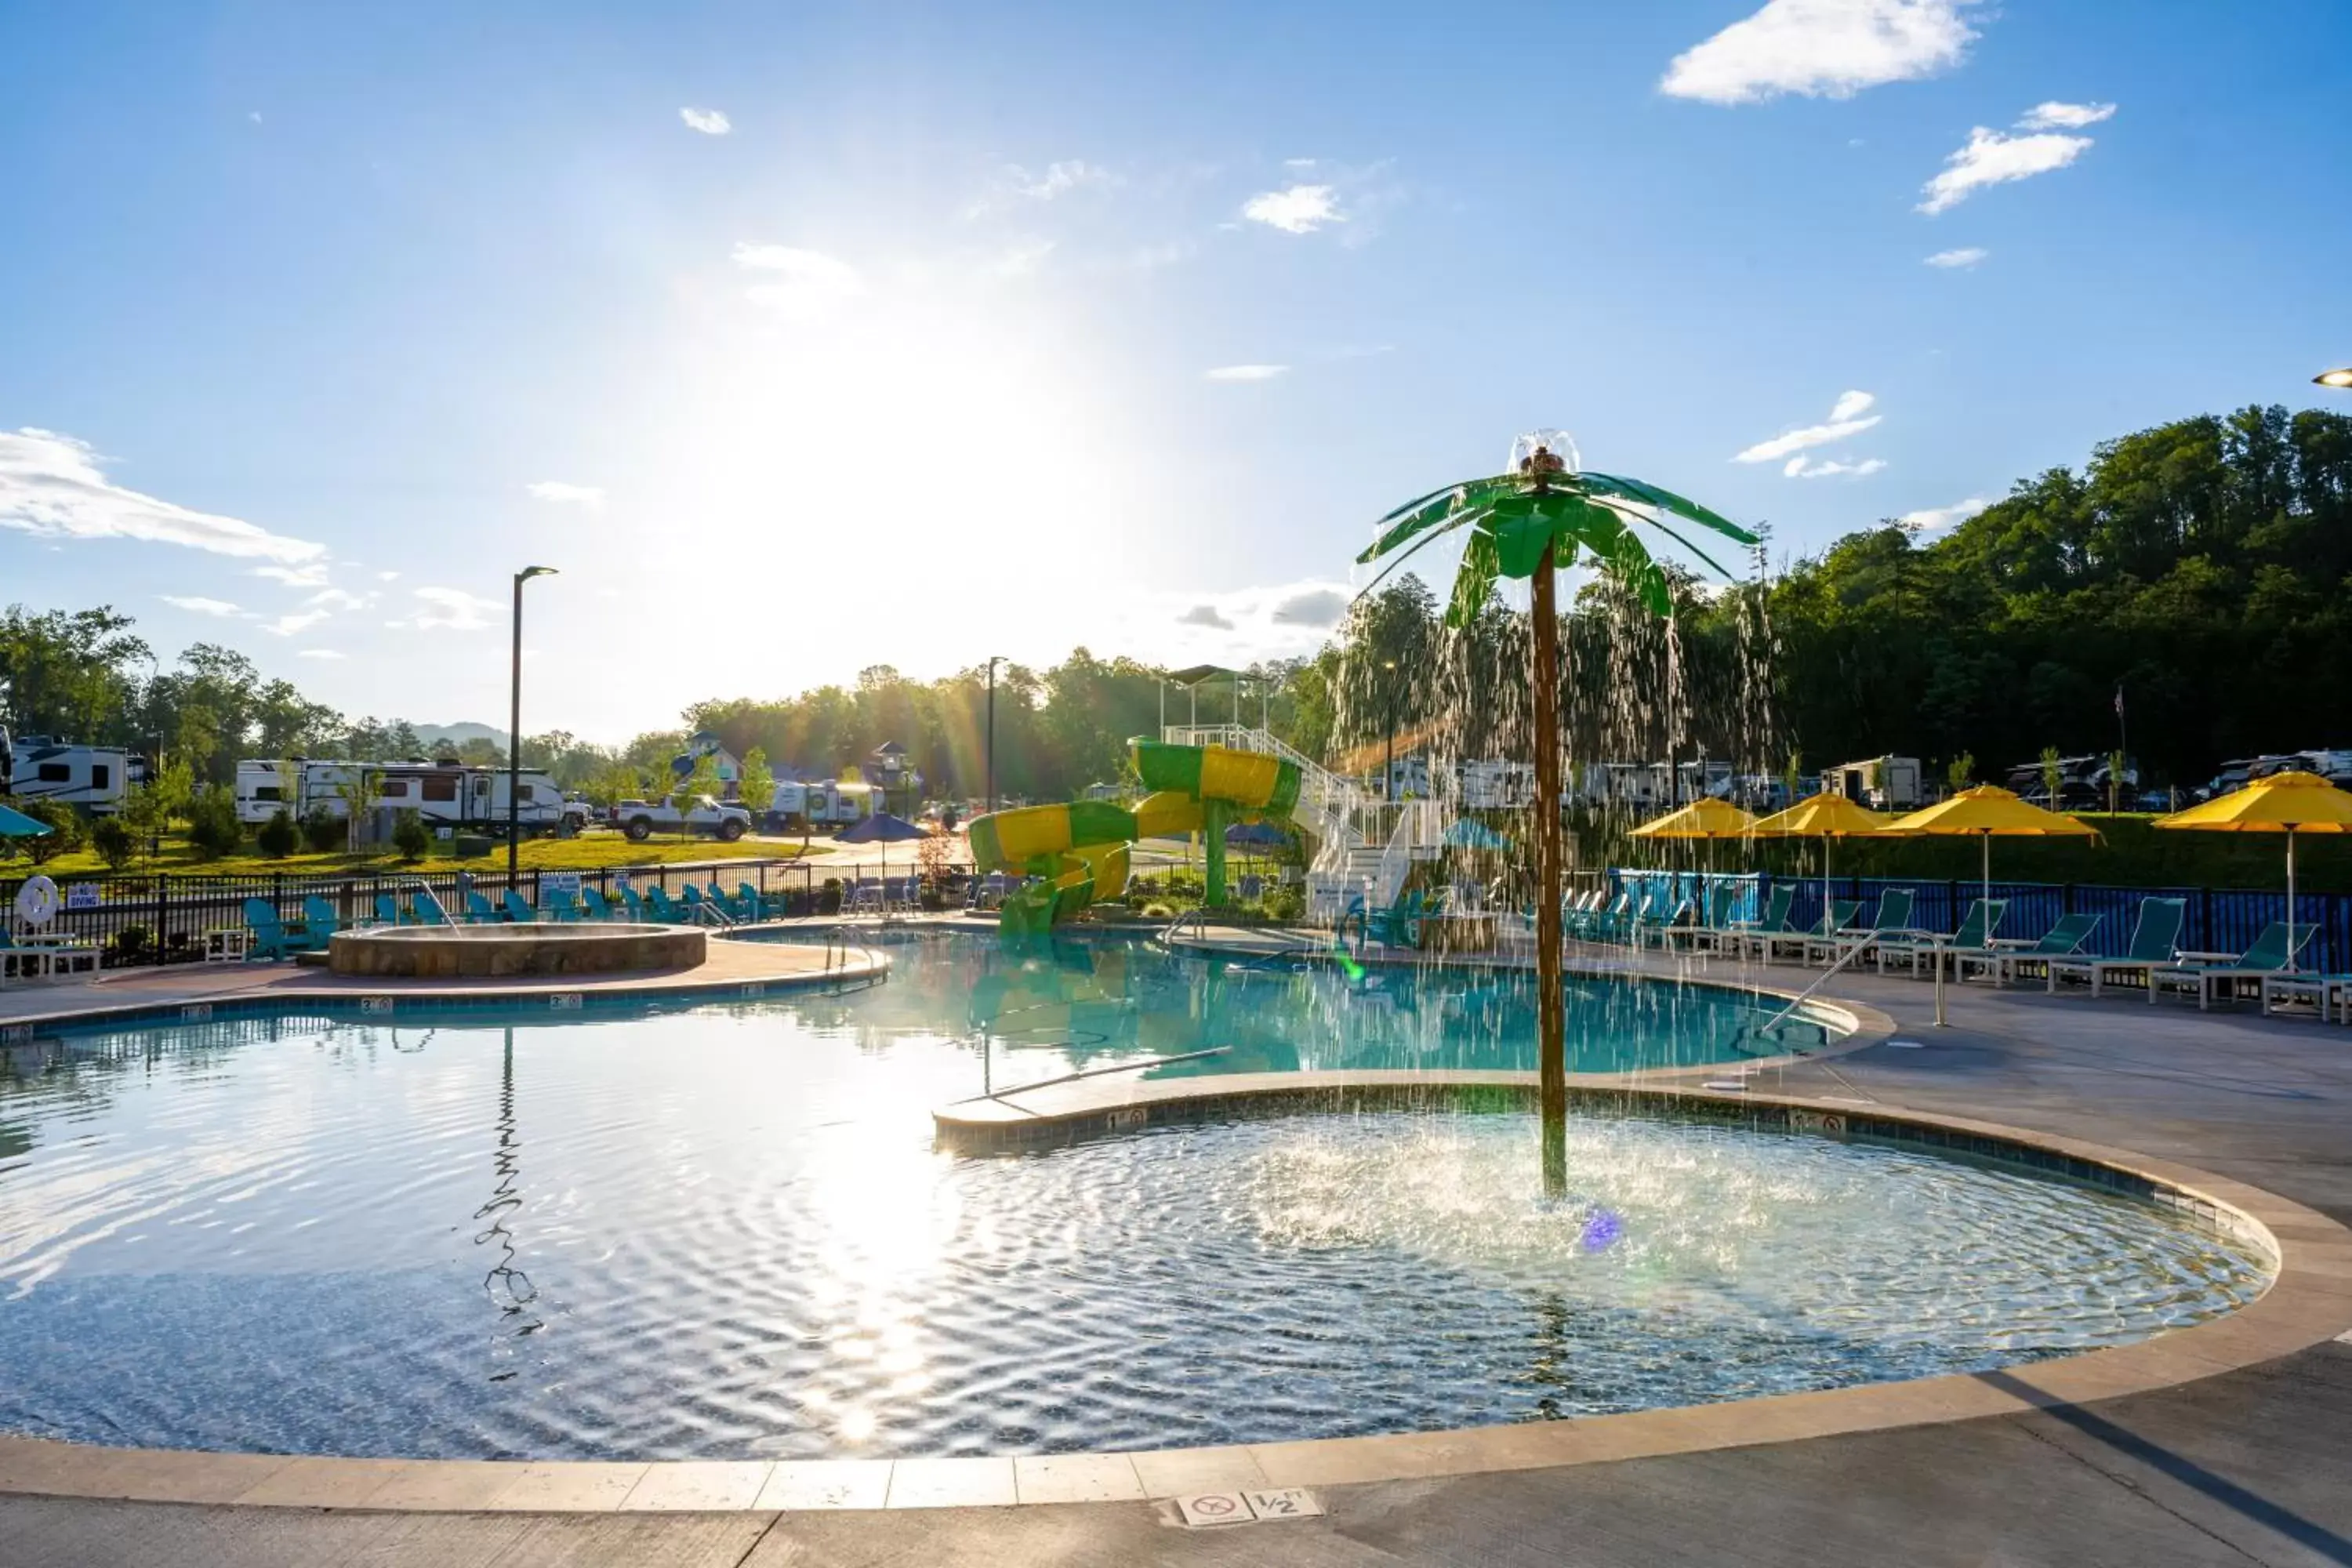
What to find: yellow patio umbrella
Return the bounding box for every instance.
[2154,771,2352,971]
[1751,792,1906,926]
[1628,797,1759,839]
[1885,786,2100,913]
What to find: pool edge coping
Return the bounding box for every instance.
[2,1067,2346,1515]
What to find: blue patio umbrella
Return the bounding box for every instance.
[0,803,53,838]
[836,810,932,889]
[1443,818,1509,850]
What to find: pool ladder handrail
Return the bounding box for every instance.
[1751,930,1887,1042]
[400,877,460,928]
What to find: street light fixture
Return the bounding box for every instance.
[2318,368,2352,390]
[508,566,558,875]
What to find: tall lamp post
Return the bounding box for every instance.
[985,655,1005,815]
[507,566,558,874]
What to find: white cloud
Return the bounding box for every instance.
[992,238,1056,278]
[406,586,500,631]
[260,609,330,637]
[253,561,331,587]
[1012,159,1112,199]
[1660,0,1980,105]
[376,570,401,582]
[2017,100,2114,130]
[1178,604,1235,630]
[296,648,345,660]
[160,594,244,617]
[1735,391,1883,463]
[680,107,731,136]
[1918,125,2095,214]
[732,244,867,321]
[1270,588,1348,627]
[1925,246,1989,268]
[526,480,604,506]
[1242,183,1342,234]
[1898,495,1988,531]
[1205,364,1289,382]
[1784,456,1887,478]
[0,427,324,564]
[301,587,369,611]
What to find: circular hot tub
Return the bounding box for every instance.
[328,922,706,978]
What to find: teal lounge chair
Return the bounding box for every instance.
[737,880,775,921]
[2151,922,2313,1011]
[1570,891,1628,941]
[545,887,582,922]
[464,890,500,924]
[1881,898,2006,978]
[299,896,343,949]
[1675,884,1741,952]
[2047,898,2185,996]
[1834,887,1915,967]
[579,886,612,920]
[1634,896,1694,949]
[1763,901,1860,964]
[620,887,648,921]
[644,887,683,922]
[1707,884,1794,956]
[1366,887,1425,948]
[1960,910,2102,987]
[410,890,454,926]
[241,898,296,960]
[501,889,537,924]
[372,893,407,927]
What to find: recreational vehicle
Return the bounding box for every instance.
[0,730,144,815]
[234,758,567,833]
[767,779,874,830]
[1827,756,1923,812]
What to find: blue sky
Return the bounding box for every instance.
[3,0,2347,741]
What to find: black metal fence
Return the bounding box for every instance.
[1,858,844,968]
[1613,869,2352,971]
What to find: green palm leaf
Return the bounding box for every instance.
[1576,472,1758,545]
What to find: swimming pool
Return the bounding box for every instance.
[0,935,2267,1461]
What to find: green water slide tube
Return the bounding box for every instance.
[964,739,1308,935]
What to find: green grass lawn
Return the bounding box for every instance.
[5,830,808,880]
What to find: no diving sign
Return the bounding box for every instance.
[1173,1488,1324,1529]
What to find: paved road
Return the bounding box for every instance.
[11,955,2352,1566]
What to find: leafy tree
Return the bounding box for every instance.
[186,787,245,858]
[2037,747,2063,804]
[256,806,299,858]
[672,752,723,838]
[738,746,776,817]
[90,815,135,869]
[300,805,344,854]
[392,809,431,863]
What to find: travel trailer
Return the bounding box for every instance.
[0,730,145,815]
[234,758,567,833]
[1827,756,1924,812]
[766,779,874,829]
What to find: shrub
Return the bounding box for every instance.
[819,877,843,914]
[90,815,136,869]
[110,924,151,961]
[392,809,431,863]
[9,798,80,865]
[301,806,345,854]
[255,806,299,859]
[187,786,246,859]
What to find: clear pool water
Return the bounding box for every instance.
[0,935,2267,1461]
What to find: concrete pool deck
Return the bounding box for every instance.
[9,929,2352,1563]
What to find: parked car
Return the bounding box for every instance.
[609,795,753,841]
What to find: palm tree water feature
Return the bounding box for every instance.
[1354,431,1759,1192]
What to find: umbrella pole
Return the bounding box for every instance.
[2287,827,2297,974]
[1982,832,1991,913]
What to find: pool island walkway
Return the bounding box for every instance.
[7,930,2352,1566]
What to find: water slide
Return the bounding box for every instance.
[966,739,1308,936]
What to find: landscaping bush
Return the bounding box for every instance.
[187,786,245,859]
[300,806,344,855]
[392,809,431,863]
[453,833,492,858]
[89,815,136,869]
[110,924,151,963]
[9,798,79,865]
[255,806,299,859]
[820,877,843,914]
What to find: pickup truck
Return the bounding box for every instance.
[610,795,753,842]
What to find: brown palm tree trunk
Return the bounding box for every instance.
[1532,544,1567,1196]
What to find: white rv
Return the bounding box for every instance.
[235,758,566,833]
[0,731,144,815]
[1828,755,1924,812]
[766,779,873,829]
